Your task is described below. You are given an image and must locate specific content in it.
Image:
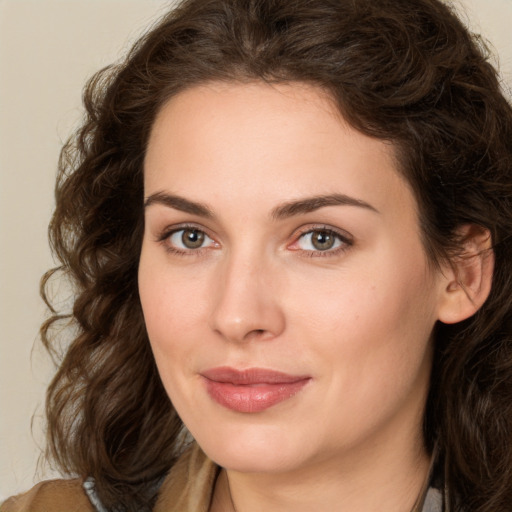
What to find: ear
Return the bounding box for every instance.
[437,224,494,324]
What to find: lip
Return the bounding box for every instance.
[201,367,311,413]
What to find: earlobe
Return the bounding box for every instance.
[437,224,494,325]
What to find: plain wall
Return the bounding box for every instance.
[0,0,511,500]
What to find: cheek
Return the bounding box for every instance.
[286,252,437,408]
[139,242,210,327]
[290,260,435,344]
[138,250,206,380]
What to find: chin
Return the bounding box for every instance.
[191,421,308,473]
[209,445,302,474]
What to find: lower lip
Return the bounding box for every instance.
[203,378,310,413]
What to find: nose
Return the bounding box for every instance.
[209,251,286,343]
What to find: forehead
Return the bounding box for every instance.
[144,81,416,221]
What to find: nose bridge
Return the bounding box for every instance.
[209,244,285,343]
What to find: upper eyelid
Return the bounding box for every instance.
[156,222,214,240]
[293,225,353,241]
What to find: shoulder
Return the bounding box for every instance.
[154,442,219,512]
[1,479,94,512]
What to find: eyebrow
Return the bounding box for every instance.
[144,192,214,218]
[144,191,378,219]
[271,193,379,219]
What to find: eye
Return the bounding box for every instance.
[293,228,352,254]
[168,228,214,250]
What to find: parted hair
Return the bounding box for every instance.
[41,0,512,510]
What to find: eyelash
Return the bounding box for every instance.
[290,225,353,258]
[157,224,216,256]
[156,224,353,258]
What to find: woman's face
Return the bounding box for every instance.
[139,81,447,474]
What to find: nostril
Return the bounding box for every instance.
[245,328,270,341]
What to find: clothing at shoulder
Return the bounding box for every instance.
[0,479,94,512]
[82,443,219,512]
[0,444,217,512]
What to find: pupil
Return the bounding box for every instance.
[312,231,334,250]
[182,229,204,249]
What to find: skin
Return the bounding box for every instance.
[139,81,456,511]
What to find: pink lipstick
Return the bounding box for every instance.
[201,367,311,413]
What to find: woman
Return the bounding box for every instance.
[2,0,512,511]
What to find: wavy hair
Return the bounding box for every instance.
[41,0,512,510]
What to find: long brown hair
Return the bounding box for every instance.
[41,0,512,510]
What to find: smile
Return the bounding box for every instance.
[201,367,311,413]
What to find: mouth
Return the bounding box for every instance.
[200,367,311,413]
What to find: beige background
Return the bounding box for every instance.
[0,0,511,500]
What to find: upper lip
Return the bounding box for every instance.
[201,367,311,385]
